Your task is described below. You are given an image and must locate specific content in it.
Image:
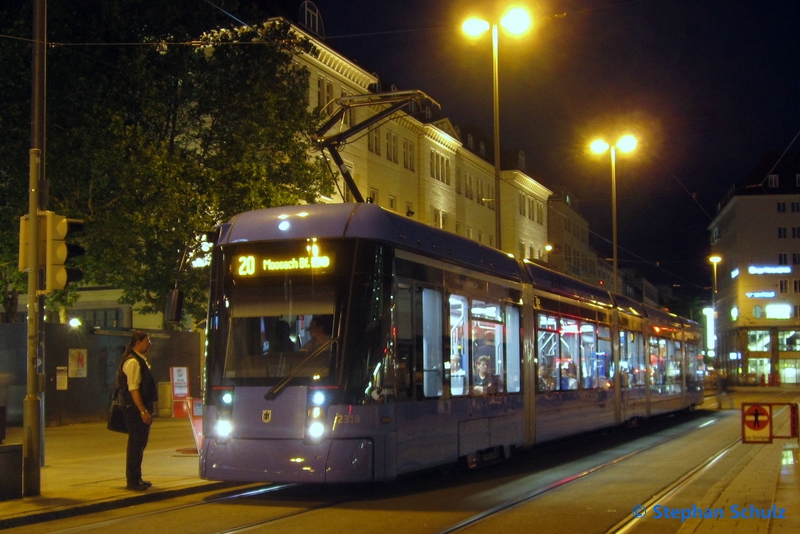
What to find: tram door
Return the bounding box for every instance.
[393,282,449,475]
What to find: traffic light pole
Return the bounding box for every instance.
[24,150,42,496]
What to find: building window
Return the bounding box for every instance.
[794,253,800,265]
[518,241,525,258]
[779,227,787,239]
[518,151,526,170]
[466,226,473,239]
[478,230,483,243]
[369,188,379,205]
[403,139,415,171]
[479,141,486,158]
[456,169,462,194]
[519,192,526,216]
[778,202,787,213]
[793,227,800,238]
[488,235,493,247]
[792,201,800,212]
[340,89,353,126]
[466,174,474,200]
[388,195,397,211]
[779,252,788,265]
[780,279,789,293]
[406,202,414,217]
[433,208,441,228]
[386,131,398,163]
[467,134,474,150]
[768,174,779,187]
[455,221,461,234]
[441,212,448,230]
[368,125,380,155]
[794,279,800,293]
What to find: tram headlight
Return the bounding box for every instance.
[307,421,325,439]
[311,390,326,406]
[216,419,233,438]
[305,388,331,443]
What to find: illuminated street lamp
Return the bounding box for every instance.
[590,134,637,293]
[709,254,722,370]
[463,7,532,251]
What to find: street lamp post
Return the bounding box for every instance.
[709,254,722,373]
[463,8,531,251]
[590,135,637,294]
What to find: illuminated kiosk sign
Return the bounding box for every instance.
[235,254,332,276]
[748,265,791,275]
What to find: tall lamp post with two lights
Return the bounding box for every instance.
[462,7,532,251]
[709,254,722,373]
[590,135,638,294]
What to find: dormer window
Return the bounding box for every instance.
[768,174,779,187]
[467,134,474,150]
[479,142,486,158]
[518,151,526,170]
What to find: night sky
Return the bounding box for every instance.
[267,1,800,298]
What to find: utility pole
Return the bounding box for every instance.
[24,0,47,496]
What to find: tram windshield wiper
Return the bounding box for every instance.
[263,336,338,400]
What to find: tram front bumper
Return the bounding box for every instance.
[201,438,374,483]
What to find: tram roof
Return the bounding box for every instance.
[523,261,615,308]
[219,203,522,281]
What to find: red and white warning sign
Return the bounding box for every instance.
[742,403,772,444]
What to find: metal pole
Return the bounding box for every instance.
[24,0,46,496]
[611,146,618,294]
[492,23,502,250]
[24,150,42,496]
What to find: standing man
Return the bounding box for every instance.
[117,330,158,491]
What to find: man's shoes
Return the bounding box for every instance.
[140,479,152,488]
[126,480,149,491]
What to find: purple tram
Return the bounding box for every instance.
[200,203,703,483]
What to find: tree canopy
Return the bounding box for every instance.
[0,0,332,324]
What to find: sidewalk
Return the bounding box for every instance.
[0,418,233,529]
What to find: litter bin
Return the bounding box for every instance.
[0,444,22,501]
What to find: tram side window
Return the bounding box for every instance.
[559,318,580,390]
[591,325,613,389]
[421,288,444,397]
[665,340,682,393]
[687,341,700,384]
[619,330,645,387]
[394,284,414,399]
[472,299,504,394]
[650,336,667,387]
[448,294,469,396]
[537,313,559,392]
[505,306,521,393]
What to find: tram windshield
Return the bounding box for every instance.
[224,282,335,380]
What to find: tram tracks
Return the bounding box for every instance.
[438,393,800,534]
[434,413,733,534]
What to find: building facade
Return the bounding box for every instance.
[708,160,800,385]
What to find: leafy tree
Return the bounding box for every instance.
[0,1,332,325]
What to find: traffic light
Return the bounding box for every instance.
[43,211,85,293]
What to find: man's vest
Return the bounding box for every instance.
[116,352,158,410]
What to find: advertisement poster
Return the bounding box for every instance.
[68,349,87,378]
[171,366,190,399]
[56,366,68,390]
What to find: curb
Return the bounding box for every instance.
[0,481,240,530]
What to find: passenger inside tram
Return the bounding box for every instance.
[473,355,493,394]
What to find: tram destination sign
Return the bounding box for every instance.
[233,253,333,277]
